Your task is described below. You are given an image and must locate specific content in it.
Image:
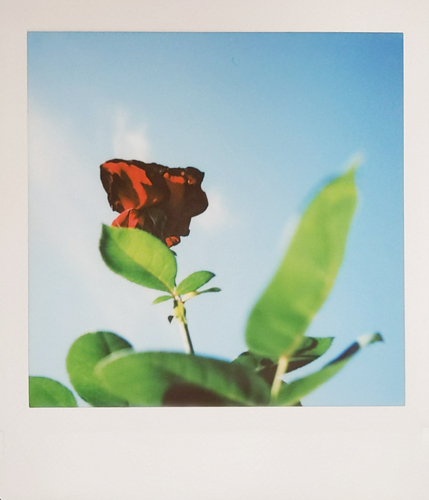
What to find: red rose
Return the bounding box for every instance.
[100,159,208,247]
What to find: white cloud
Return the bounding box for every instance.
[28,104,185,388]
[28,103,69,184]
[193,189,230,232]
[28,105,153,326]
[112,107,150,160]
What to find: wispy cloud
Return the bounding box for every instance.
[112,107,150,160]
[28,103,69,184]
[192,189,236,236]
[28,105,155,328]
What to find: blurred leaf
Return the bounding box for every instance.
[233,336,334,385]
[66,331,132,407]
[153,294,173,304]
[29,376,77,407]
[276,332,383,406]
[246,168,357,359]
[176,271,215,296]
[233,351,275,372]
[162,383,242,406]
[99,225,177,292]
[95,351,270,406]
[288,336,334,372]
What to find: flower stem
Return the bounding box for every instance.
[177,314,194,355]
[270,355,289,404]
[173,298,194,355]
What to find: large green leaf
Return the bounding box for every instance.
[276,332,383,406]
[99,225,177,292]
[95,351,270,406]
[176,271,215,296]
[246,168,357,359]
[66,331,132,407]
[29,376,77,407]
[162,383,243,406]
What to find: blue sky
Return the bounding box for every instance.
[28,32,403,406]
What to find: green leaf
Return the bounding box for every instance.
[95,351,270,406]
[162,383,242,406]
[233,351,271,371]
[66,331,132,407]
[233,352,277,385]
[234,336,334,372]
[153,294,173,304]
[246,168,357,359]
[29,376,77,407]
[176,271,215,296]
[99,225,177,292]
[182,287,221,302]
[233,336,334,385]
[288,336,334,372]
[276,332,383,406]
[196,287,221,295]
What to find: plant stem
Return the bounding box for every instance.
[270,355,289,404]
[173,298,195,355]
[177,314,194,355]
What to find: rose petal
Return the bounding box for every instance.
[112,209,145,229]
[162,167,208,244]
[101,160,208,247]
[100,160,169,212]
[165,236,181,247]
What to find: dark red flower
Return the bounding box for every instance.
[100,159,208,247]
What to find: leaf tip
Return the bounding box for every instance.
[357,332,384,348]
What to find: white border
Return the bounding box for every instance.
[1,1,429,498]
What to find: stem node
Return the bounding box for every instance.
[173,298,195,355]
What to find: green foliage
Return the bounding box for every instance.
[234,336,334,384]
[276,333,383,406]
[99,225,177,292]
[95,351,270,406]
[245,168,357,359]
[31,164,385,407]
[66,331,132,407]
[153,271,219,304]
[29,376,77,407]
[176,271,215,295]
